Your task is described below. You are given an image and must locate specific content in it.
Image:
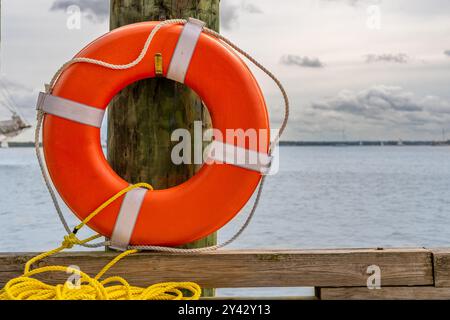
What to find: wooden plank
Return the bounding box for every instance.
[203,296,317,300]
[432,248,450,287]
[0,248,433,288]
[320,287,450,300]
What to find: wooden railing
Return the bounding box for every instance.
[1,248,450,299]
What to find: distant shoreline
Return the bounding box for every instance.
[279,140,450,147]
[2,140,450,148]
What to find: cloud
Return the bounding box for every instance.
[444,50,450,57]
[221,2,240,30]
[281,55,324,68]
[321,0,381,7]
[311,85,450,126]
[221,1,263,30]
[365,53,409,64]
[313,86,421,118]
[50,0,109,23]
[242,2,263,14]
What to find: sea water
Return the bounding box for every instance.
[1,146,450,296]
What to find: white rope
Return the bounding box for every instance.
[35,19,290,252]
[48,19,186,93]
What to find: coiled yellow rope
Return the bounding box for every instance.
[0,183,202,300]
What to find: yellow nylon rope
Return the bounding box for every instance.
[0,183,202,300]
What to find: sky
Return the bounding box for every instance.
[0,0,449,141]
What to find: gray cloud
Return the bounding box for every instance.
[311,86,450,127]
[242,2,263,13]
[221,1,263,30]
[281,55,324,68]
[444,50,450,57]
[365,53,409,64]
[221,2,240,30]
[50,0,109,23]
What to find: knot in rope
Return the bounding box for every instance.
[62,233,81,249]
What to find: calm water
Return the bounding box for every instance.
[1,146,450,296]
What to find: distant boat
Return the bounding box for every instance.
[0,113,30,136]
[397,139,403,146]
[0,78,32,146]
[431,129,450,146]
[0,1,32,147]
[431,140,450,146]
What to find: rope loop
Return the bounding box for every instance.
[0,183,201,300]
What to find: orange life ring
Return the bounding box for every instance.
[42,21,270,246]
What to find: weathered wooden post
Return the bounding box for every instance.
[108,0,219,294]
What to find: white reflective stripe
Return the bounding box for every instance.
[36,92,105,128]
[205,140,273,174]
[110,188,148,251]
[166,18,205,83]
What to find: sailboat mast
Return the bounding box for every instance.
[0,0,2,82]
[0,1,32,142]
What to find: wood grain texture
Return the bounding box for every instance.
[0,248,433,288]
[108,0,218,252]
[320,287,450,300]
[432,248,450,287]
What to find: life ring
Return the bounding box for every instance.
[39,19,270,247]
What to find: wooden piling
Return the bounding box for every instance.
[108,0,220,296]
